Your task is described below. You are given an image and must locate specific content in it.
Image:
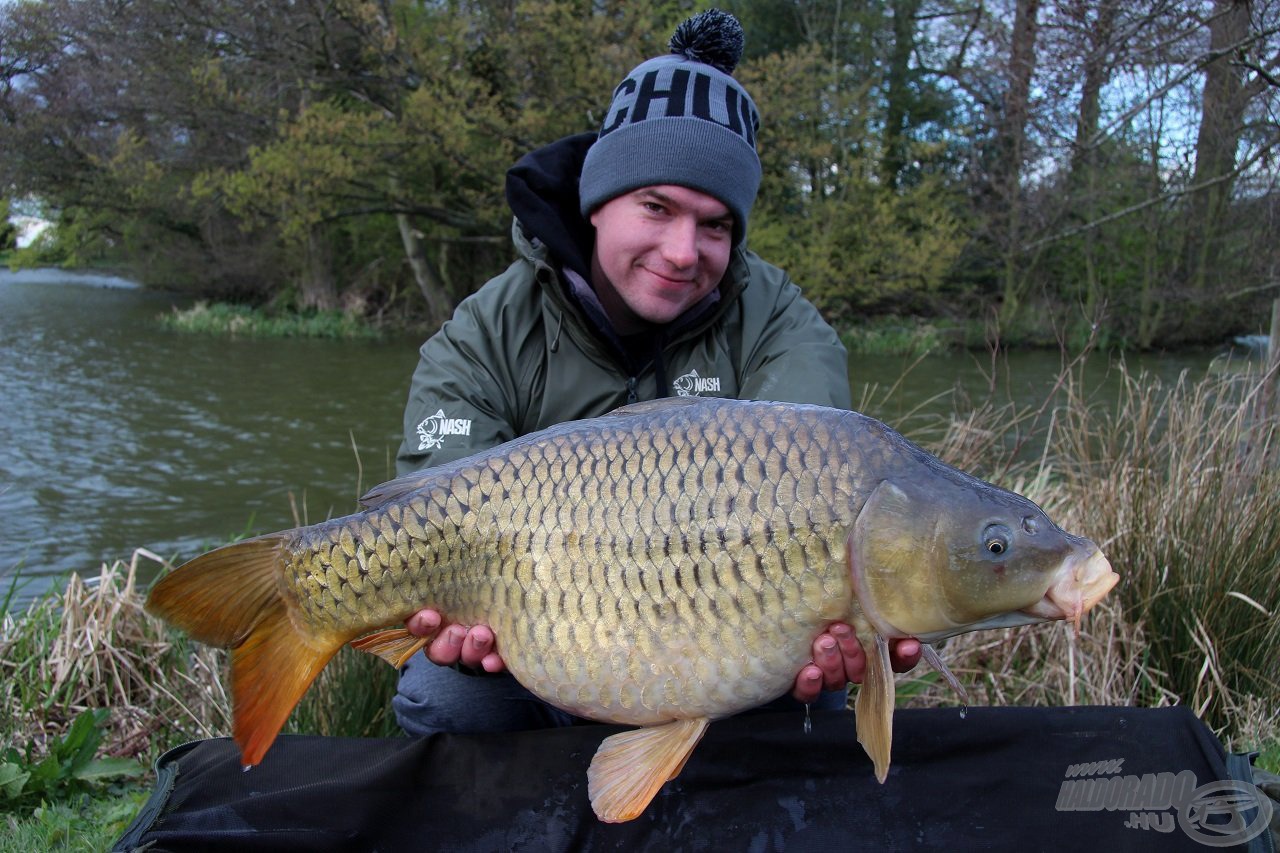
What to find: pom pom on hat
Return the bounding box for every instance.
[669,9,744,74]
[579,9,762,246]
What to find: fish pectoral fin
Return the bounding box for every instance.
[349,628,429,669]
[855,632,896,784]
[587,718,710,823]
[920,642,970,709]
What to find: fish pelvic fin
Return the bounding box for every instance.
[587,718,710,823]
[145,534,341,766]
[349,628,429,669]
[920,642,970,710]
[855,632,896,784]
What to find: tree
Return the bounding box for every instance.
[1182,0,1256,295]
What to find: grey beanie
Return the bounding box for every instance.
[579,9,761,246]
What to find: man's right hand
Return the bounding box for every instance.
[405,609,506,673]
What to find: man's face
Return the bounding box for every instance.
[589,185,734,334]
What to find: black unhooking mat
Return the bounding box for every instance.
[116,705,1275,852]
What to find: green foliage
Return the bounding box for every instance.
[0,200,16,253]
[0,784,150,852]
[743,43,967,320]
[1259,740,1280,774]
[5,219,74,270]
[160,301,382,340]
[2,0,1276,341]
[840,316,955,357]
[0,710,143,811]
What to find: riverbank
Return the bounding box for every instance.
[8,255,1274,354]
[160,300,384,340]
[166,299,975,352]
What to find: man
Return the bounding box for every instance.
[392,10,919,737]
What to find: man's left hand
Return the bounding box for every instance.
[790,623,921,703]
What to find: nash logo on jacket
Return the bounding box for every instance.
[415,409,472,451]
[673,369,722,397]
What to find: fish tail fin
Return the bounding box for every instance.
[855,632,896,783]
[230,604,339,765]
[145,534,341,766]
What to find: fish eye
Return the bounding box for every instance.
[1022,516,1040,534]
[982,524,1012,557]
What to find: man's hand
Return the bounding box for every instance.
[790,623,921,703]
[405,609,506,673]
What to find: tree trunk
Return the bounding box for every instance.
[1065,0,1120,327]
[995,0,1042,330]
[1067,0,1120,183]
[299,227,339,310]
[390,176,453,327]
[1182,0,1252,294]
[882,0,922,188]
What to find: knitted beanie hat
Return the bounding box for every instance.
[578,9,761,246]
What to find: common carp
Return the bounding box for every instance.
[146,397,1117,822]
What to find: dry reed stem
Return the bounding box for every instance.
[1,550,229,759]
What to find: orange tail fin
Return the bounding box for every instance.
[145,534,342,766]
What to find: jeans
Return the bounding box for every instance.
[392,653,848,737]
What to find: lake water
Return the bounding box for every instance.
[0,270,1221,610]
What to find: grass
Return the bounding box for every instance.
[2,784,151,852]
[160,301,383,340]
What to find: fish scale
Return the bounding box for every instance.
[147,396,1118,822]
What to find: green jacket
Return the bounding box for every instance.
[396,136,851,475]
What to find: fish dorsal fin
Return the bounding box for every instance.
[604,397,708,417]
[357,471,439,510]
[587,717,710,822]
[350,628,430,669]
[855,632,896,783]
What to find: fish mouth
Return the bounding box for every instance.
[1021,548,1119,630]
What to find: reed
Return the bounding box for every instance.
[0,550,228,761]
[1,553,403,766]
[1057,359,1279,737]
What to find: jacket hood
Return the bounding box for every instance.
[504,132,597,282]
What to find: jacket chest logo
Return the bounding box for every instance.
[673,369,722,397]
[415,409,472,451]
